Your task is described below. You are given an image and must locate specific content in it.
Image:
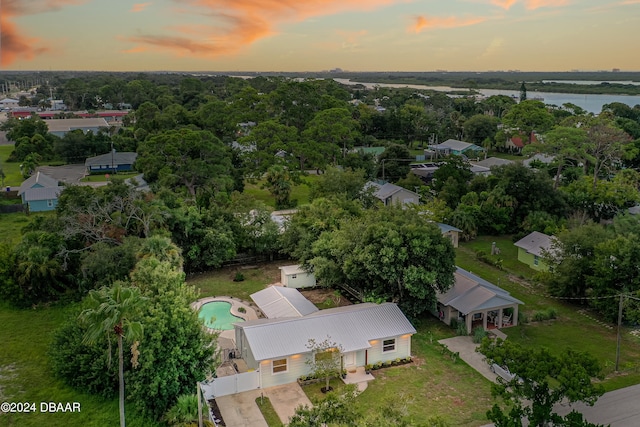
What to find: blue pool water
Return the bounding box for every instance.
[198,301,245,330]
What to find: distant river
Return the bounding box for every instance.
[333,78,640,114]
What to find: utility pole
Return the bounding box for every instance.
[615,294,624,372]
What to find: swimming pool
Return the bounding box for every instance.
[198,301,245,330]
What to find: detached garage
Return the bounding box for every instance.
[279,265,316,289]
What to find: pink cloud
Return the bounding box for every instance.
[409,15,487,33]
[524,0,571,9]
[131,2,152,13]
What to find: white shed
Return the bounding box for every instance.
[279,265,316,288]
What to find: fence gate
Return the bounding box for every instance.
[203,371,260,398]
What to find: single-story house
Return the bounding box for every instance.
[471,157,514,169]
[17,172,62,212]
[0,98,20,109]
[279,265,316,288]
[429,139,485,157]
[45,117,109,137]
[514,231,555,271]
[435,267,523,333]
[365,181,420,206]
[84,150,137,174]
[523,153,555,168]
[436,223,462,248]
[234,302,416,389]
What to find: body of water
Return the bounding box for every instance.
[542,80,640,86]
[334,78,640,113]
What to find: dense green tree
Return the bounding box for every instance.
[480,95,516,119]
[377,144,412,182]
[280,196,363,263]
[136,128,234,197]
[80,283,146,427]
[237,120,300,177]
[309,167,369,202]
[127,258,217,419]
[302,108,360,166]
[502,100,555,144]
[289,387,359,427]
[310,207,456,318]
[463,114,499,145]
[263,165,294,209]
[479,339,604,427]
[432,156,473,209]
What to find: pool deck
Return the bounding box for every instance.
[191,296,260,344]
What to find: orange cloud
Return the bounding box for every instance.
[524,0,570,9]
[123,0,404,58]
[1,0,86,66]
[409,15,487,33]
[131,2,152,13]
[491,0,517,9]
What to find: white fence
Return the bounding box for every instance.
[201,371,261,399]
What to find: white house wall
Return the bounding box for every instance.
[367,335,412,364]
[259,353,314,388]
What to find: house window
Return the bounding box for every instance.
[534,255,539,266]
[382,338,396,353]
[272,358,288,374]
[291,274,297,279]
[47,199,54,207]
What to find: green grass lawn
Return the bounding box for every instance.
[457,237,640,391]
[80,171,139,182]
[303,318,494,426]
[0,303,158,427]
[0,212,54,246]
[187,261,284,301]
[0,145,22,187]
[243,175,318,209]
[255,397,283,427]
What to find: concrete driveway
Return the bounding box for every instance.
[439,336,498,382]
[215,389,268,427]
[265,382,313,424]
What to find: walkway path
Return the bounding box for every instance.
[438,336,498,382]
[215,389,268,427]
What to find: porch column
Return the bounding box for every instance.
[482,311,488,330]
[498,311,503,329]
[512,305,519,327]
[466,315,472,334]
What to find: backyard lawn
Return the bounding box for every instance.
[0,145,22,187]
[243,175,318,208]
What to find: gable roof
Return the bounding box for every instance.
[23,186,62,201]
[514,231,555,257]
[436,139,475,151]
[472,157,514,168]
[18,172,58,195]
[236,303,416,361]
[523,153,554,167]
[365,181,419,202]
[437,267,523,315]
[436,222,462,233]
[85,151,138,167]
[279,265,306,276]
[251,286,319,319]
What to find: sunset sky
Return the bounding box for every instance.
[1,0,638,72]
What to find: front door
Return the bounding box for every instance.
[344,352,356,369]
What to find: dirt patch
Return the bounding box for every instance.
[299,288,353,307]
[0,364,18,401]
[208,399,225,426]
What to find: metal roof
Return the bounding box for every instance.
[236,303,416,361]
[472,157,514,168]
[250,286,319,318]
[365,181,419,201]
[23,186,62,201]
[85,151,138,167]
[436,223,462,233]
[434,139,475,151]
[18,172,59,195]
[514,231,555,257]
[437,267,523,315]
[45,118,109,133]
[279,265,306,276]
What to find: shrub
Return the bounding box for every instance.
[450,317,459,329]
[472,327,488,343]
[456,321,468,336]
[233,272,245,282]
[546,307,557,319]
[518,311,530,324]
[238,306,246,313]
[533,311,546,322]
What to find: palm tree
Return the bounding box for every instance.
[79,283,146,427]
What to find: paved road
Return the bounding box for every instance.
[556,383,640,426]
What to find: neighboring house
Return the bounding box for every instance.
[234,301,416,389]
[469,163,491,176]
[429,139,485,157]
[435,267,524,333]
[505,132,538,153]
[436,223,462,248]
[354,146,386,157]
[17,172,62,212]
[471,157,514,169]
[85,150,137,174]
[365,181,420,206]
[514,231,555,271]
[523,153,555,168]
[271,209,297,233]
[279,265,316,289]
[0,98,20,109]
[45,117,109,137]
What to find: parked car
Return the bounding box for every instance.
[490,363,517,382]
